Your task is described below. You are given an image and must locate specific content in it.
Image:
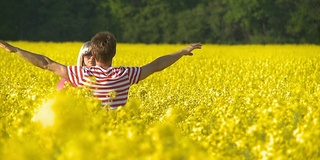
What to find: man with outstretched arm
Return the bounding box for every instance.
[0,31,202,109]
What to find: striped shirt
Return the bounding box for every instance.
[67,66,141,109]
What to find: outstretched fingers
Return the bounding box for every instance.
[0,40,17,53]
[183,42,202,56]
[0,40,5,49]
[191,42,202,49]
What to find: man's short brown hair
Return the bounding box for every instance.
[91,31,117,63]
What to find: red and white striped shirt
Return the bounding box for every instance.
[67,66,141,109]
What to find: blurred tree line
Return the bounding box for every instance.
[0,0,319,44]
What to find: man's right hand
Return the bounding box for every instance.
[182,42,202,56]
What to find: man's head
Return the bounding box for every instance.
[91,31,117,63]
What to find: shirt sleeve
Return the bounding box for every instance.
[56,78,68,90]
[126,67,142,85]
[67,66,85,87]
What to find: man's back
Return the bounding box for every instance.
[67,66,141,109]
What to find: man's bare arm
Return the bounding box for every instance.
[140,42,202,80]
[0,40,68,78]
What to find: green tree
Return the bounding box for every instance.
[286,0,320,43]
[0,0,319,43]
[108,0,210,43]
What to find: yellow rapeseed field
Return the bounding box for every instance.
[0,42,320,159]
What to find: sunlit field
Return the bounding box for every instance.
[1,42,320,159]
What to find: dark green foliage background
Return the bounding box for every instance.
[0,0,319,44]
